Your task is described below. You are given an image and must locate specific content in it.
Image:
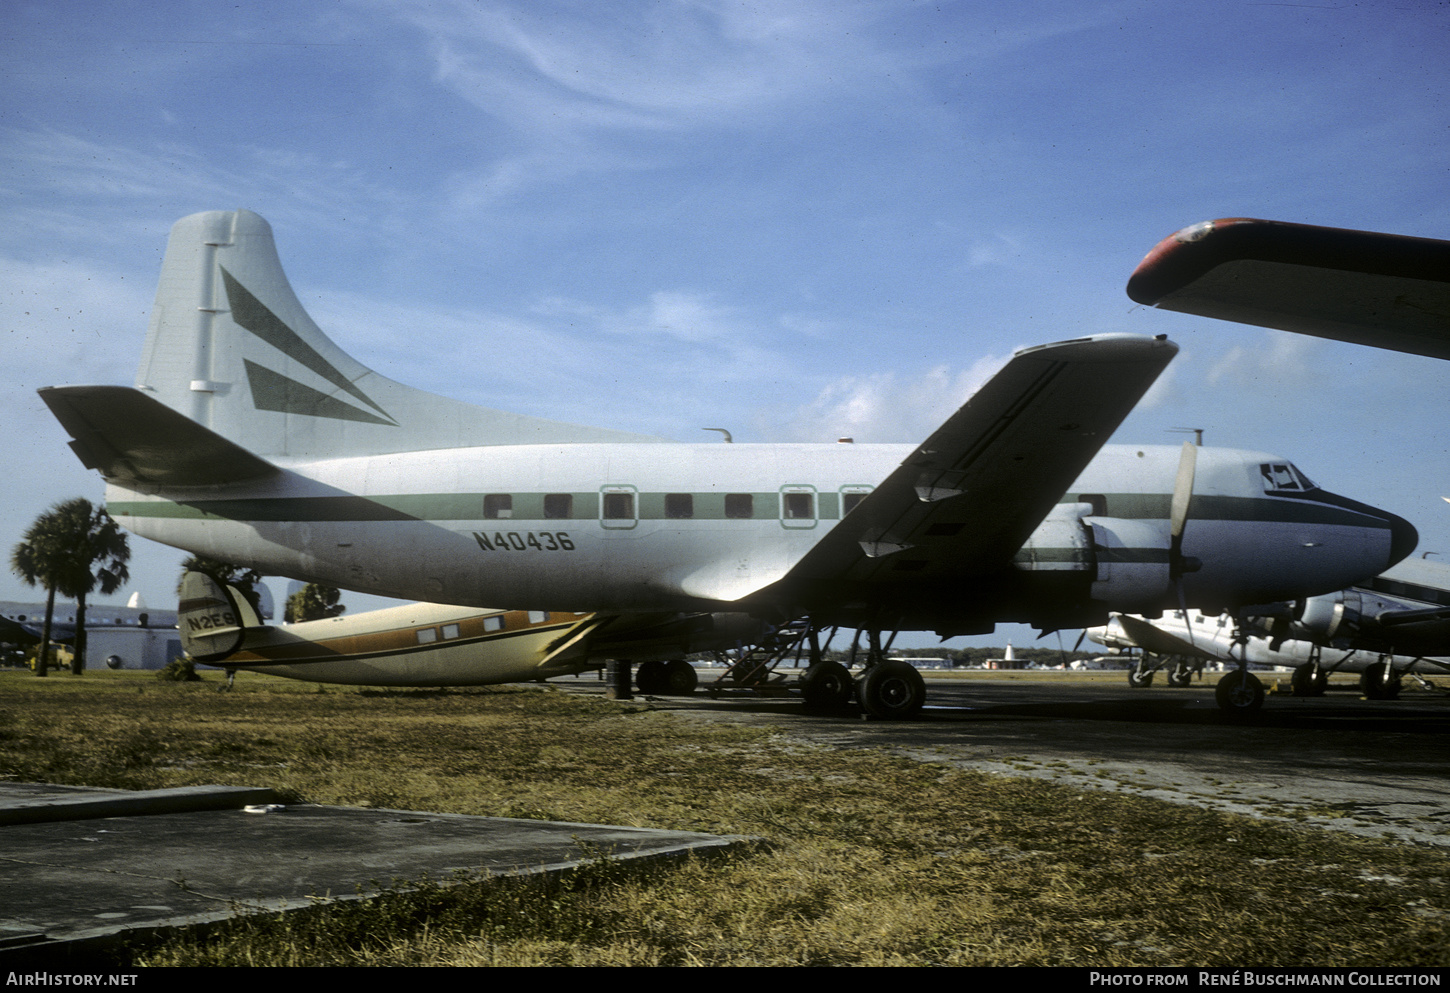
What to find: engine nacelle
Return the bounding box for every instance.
[1016,509,1174,613]
[1291,590,1359,641]
[1087,517,1172,612]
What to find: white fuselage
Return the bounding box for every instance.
[1089,610,1450,676]
[107,442,1407,633]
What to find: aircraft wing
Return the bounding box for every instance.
[39,385,277,486]
[0,615,76,645]
[1374,604,1450,628]
[765,334,1177,608]
[1126,218,1450,360]
[1111,614,1217,661]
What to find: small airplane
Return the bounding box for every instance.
[0,612,76,647]
[38,210,1418,718]
[1126,218,1450,360]
[178,570,762,692]
[1087,555,1450,709]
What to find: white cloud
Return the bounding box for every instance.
[779,352,1011,443]
[1204,331,1316,388]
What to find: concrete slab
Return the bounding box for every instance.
[0,782,750,962]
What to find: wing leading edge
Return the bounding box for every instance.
[1127,218,1450,360]
[762,333,1177,610]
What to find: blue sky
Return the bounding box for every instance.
[2,1,1447,648]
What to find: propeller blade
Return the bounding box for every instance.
[1170,440,1197,540]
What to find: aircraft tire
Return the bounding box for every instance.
[858,660,926,720]
[1214,670,1264,715]
[1167,661,1193,688]
[1291,664,1327,697]
[635,659,669,694]
[662,659,698,695]
[1359,662,1401,700]
[800,661,854,711]
[1127,661,1154,688]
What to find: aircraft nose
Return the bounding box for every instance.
[1386,510,1419,568]
[1308,490,1418,572]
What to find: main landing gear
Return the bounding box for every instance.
[1125,653,1200,688]
[634,658,699,696]
[711,621,928,720]
[1359,658,1403,700]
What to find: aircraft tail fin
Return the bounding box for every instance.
[136,210,664,459]
[178,571,261,663]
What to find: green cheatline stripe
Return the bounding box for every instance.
[1061,492,1391,528]
[107,491,1391,528]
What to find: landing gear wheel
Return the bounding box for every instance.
[635,659,669,694]
[1167,661,1193,688]
[858,660,926,720]
[1360,662,1402,700]
[1292,663,1328,697]
[662,659,698,695]
[1127,660,1154,688]
[1215,670,1264,715]
[799,661,854,711]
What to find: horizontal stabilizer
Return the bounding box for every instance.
[39,385,277,486]
[1127,218,1450,360]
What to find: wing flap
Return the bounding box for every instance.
[39,385,277,486]
[767,333,1177,604]
[1127,218,1450,360]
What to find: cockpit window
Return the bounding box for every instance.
[1260,462,1317,493]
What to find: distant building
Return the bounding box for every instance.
[0,596,181,671]
[984,644,1026,670]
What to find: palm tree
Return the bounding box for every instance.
[10,497,130,675]
[285,583,346,623]
[178,556,265,615]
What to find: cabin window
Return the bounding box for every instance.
[441,624,460,639]
[527,610,548,624]
[416,628,438,644]
[484,494,512,519]
[484,615,505,632]
[780,487,818,529]
[725,493,754,519]
[840,487,872,516]
[544,493,573,519]
[601,487,637,529]
[665,493,694,519]
[603,492,634,519]
[782,492,814,519]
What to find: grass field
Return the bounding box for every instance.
[1,668,1446,966]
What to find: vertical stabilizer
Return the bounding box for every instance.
[136,210,664,458]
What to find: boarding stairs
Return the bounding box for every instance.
[707,620,812,697]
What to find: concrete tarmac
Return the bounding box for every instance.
[582,670,1450,848]
[0,781,748,963]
